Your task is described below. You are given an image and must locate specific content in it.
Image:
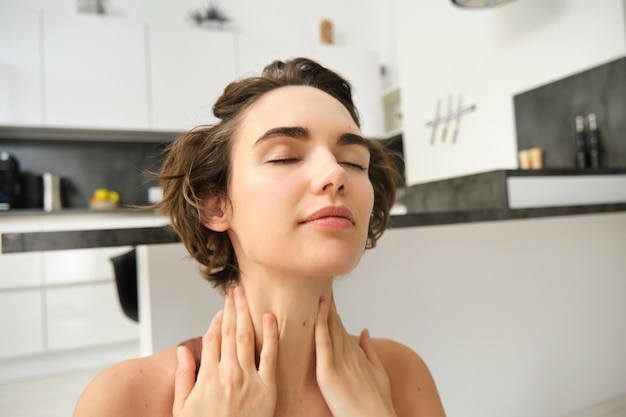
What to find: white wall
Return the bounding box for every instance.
[0,0,399,89]
[337,212,626,417]
[394,0,626,184]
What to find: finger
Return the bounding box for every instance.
[258,313,278,384]
[199,309,223,375]
[173,345,196,416]
[314,299,333,366]
[233,286,256,371]
[359,328,384,369]
[220,287,238,364]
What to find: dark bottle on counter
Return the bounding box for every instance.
[587,113,601,168]
[574,115,588,168]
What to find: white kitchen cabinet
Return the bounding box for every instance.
[42,246,133,286]
[394,0,626,184]
[0,290,44,359]
[148,24,237,130]
[0,218,42,289]
[39,218,163,352]
[2,9,385,134]
[235,34,316,77]
[235,35,384,138]
[42,12,150,129]
[0,213,163,366]
[45,281,138,351]
[0,7,43,126]
[314,45,384,138]
[40,214,166,285]
[0,252,42,289]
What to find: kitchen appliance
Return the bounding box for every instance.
[20,172,43,209]
[0,152,21,210]
[42,172,62,212]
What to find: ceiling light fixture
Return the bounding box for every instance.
[451,0,518,8]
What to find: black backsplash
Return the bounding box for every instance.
[514,56,626,169]
[0,139,167,208]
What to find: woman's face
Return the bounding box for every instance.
[221,85,374,279]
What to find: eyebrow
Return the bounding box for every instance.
[254,126,369,149]
[337,132,369,149]
[254,126,309,145]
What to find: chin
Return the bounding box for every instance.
[307,247,363,277]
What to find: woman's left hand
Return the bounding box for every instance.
[314,298,398,417]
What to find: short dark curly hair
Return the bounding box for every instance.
[153,57,401,293]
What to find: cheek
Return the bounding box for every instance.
[229,172,301,226]
[361,180,375,213]
[354,180,375,233]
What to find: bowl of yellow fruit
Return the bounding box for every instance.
[90,188,120,210]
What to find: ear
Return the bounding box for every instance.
[199,195,231,232]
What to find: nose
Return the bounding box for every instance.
[312,154,347,195]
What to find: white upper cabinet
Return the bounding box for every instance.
[394,0,626,184]
[235,34,316,77]
[0,8,43,126]
[148,24,237,131]
[0,9,383,135]
[235,35,384,138]
[314,46,384,138]
[42,12,150,129]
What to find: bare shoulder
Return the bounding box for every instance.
[372,337,446,417]
[73,346,178,417]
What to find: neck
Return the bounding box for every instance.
[239,269,333,405]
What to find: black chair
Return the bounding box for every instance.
[110,248,138,322]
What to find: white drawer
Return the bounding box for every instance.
[45,282,138,351]
[0,290,44,359]
[0,220,42,288]
[0,252,42,289]
[507,174,626,209]
[42,246,133,285]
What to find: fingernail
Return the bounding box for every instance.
[176,346,184,362]
[263,313,274,327]
[234,286,244,299]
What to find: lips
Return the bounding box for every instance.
[300,206,355,227]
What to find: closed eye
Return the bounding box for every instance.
[340,161,368,171]
[268,158,300,164]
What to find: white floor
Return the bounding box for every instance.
[560,393,626,417]
[0,367,101,417]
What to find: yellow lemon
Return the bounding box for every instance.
[93,188,110,201]
[108,191,120,203]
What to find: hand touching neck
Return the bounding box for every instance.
[238,270,334,400]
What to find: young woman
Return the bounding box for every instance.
[73,58,446,417]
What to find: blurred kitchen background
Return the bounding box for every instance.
[1,0,626,416]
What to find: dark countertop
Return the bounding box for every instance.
[1,226,179,254]
[389,203,626,228]
[403,168,626,213]
[0,125,182,143]
[2,202,626,253]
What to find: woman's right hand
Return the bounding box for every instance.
[173,286,278,417]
